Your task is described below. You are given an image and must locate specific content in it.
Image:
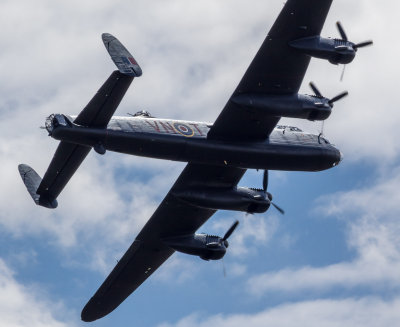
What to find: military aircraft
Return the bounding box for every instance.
[18,0,371,322]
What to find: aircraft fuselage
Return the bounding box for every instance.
[49,114,342,172]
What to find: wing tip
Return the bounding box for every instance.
[81,299,108,322]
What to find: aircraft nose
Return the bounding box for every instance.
[333,150,343,167]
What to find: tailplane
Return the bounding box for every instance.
[18,33,141,208]
[18,164,58,208]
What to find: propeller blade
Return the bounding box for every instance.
[328,91,348,105]
[340,64,346,82]
[222,220,239,241]
[319,120,325,135]
[354,40,373,49]
[263,170,268,192]
[222,258,227,277]
[309,82,322,97]
[336,21,348,41]
[271,202,285,215]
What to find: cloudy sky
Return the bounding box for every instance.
[1,0,399,326]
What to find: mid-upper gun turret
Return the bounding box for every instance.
[289,22,372,65]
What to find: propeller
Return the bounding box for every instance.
[336,21,348,41]
[222,220,239,248]
[215,220,239,277]
[309,82,348,107]
[206,221,238,249]
[340,64,346,82]
[262,170,285,214]
[309,82,347,141]
[336,22,373,50]
[353,40,373,50]
[222,258,227,277]
[336,21,373,81]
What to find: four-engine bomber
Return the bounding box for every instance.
[18,0,371,322]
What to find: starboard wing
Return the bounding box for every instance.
[208,0,333,141]
[81,163,246,322]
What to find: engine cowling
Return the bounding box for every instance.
[172,186,270,214]
[289,36,356,65]
[163,234,227,261]
[163,220,239,261]
[231,93,332,121]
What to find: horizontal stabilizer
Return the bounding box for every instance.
[36,142,91,203]
[102,33,142,77]
[74,71,133,128]
[18,164,58,209]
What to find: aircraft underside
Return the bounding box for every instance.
[17,0,372,321]
[48,114,341,172]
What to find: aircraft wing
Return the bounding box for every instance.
[208,0,333,141]
[82,0,335,320]
[81,163,245,322]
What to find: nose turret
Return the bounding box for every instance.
[332,148,343,167]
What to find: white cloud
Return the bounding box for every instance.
[157,297,400,327]
[0,1,398,325]
[153,255,201,284]
[0,0,279,256]
[210,214,279,257]
[0,0,393,257]
[247,167,400,296]
[0,259,74,327]
[247,258,400,297]
[287,0,400,162]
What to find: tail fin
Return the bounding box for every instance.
[102,33,142,77]
[18,34,141,208]
[18,164,58,208]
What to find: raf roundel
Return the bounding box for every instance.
[173,123,194,137]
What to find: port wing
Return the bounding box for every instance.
[208,0,333,141]
[81,163,245,322]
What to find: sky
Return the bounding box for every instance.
[1,0,399,326]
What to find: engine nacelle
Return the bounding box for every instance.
[289,36,356,65]
[172,186,270,214]
[231,93,332,121]
[163,234,227,261]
